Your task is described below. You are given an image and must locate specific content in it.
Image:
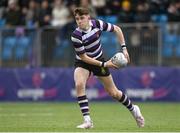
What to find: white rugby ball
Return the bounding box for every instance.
[111,52,128,67]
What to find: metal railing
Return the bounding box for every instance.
[0,22,179,67]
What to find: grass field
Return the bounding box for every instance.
[0,102,180,132]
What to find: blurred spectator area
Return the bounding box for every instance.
[0,22,179,68]
[0,0,179,28]
[0,0,179,67]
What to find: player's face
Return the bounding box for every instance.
[75,14,90,30]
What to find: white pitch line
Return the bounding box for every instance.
[0,108,54,111]
[0,113,53,117]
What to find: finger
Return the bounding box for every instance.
[128,56,130,63]
[127,55,130,63]
[125,54,130,63]
[112,63,119,69]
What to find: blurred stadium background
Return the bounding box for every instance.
[0,0,180,132]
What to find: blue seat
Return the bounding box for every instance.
[53,40,69,59]
[15,37,30,59]
[162,45,173,57]
[151,15,167,23]
[0,19,5,27]
[164,34,178,46]
[101,34,108,44]
[97,15,118,24]
[4,37,16,48]
[175,45,180,57]
[159,15,168,22]
[101,33,117,57]
[17,37,30,48]
[2,37,16,60]
[15,47,26,59]
[2,47,13,60]
[97,16,106,21]
[105,16,118,24]
[162,34,178,57]
[175,36,180,57]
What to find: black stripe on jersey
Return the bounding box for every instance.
[73,42,82,48]
[103,22,108,31]
[76,50,85,55]
[86,43,100,52]
[72,33,82,41]
[95,20,100,29]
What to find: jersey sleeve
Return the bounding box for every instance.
[71,33,85,55]
[92,19,114,32]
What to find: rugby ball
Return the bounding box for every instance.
[111,52,128,67]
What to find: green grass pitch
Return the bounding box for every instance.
[0,102,180,132]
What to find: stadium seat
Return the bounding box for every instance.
[164,34,178,46]
[15,37,30,59]
[175,45,180,57]
[97,16,106,21]
[162,45,173,57]
[101,33,108,44]
[162,34,178,57]
[105,16,118,24]
[2,37,16,60]
[97,16,118,24]
[3,47,13,60]
[151,14,167,23]
[175,36,180,57]
[0,19,5,28]
[53,40,69,59]
[4,37,16,48]
[101,33,117,57]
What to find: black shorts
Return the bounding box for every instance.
[74,58,110,77]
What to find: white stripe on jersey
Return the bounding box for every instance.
[82,28,99,40]
[71,37,82,43]
[107,23,112,31]
[75,47,85,52]
[99,20,104,31]
[93,51,103,59]
[85,38,100,49]
[76,55,81,60]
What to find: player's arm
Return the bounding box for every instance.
[95,19,130,63]
[113,25,130,63]
[79,53,118,68]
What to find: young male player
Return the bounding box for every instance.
[71,7,145,129]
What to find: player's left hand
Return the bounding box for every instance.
[105,60,119,69]
[122,49,130,63]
